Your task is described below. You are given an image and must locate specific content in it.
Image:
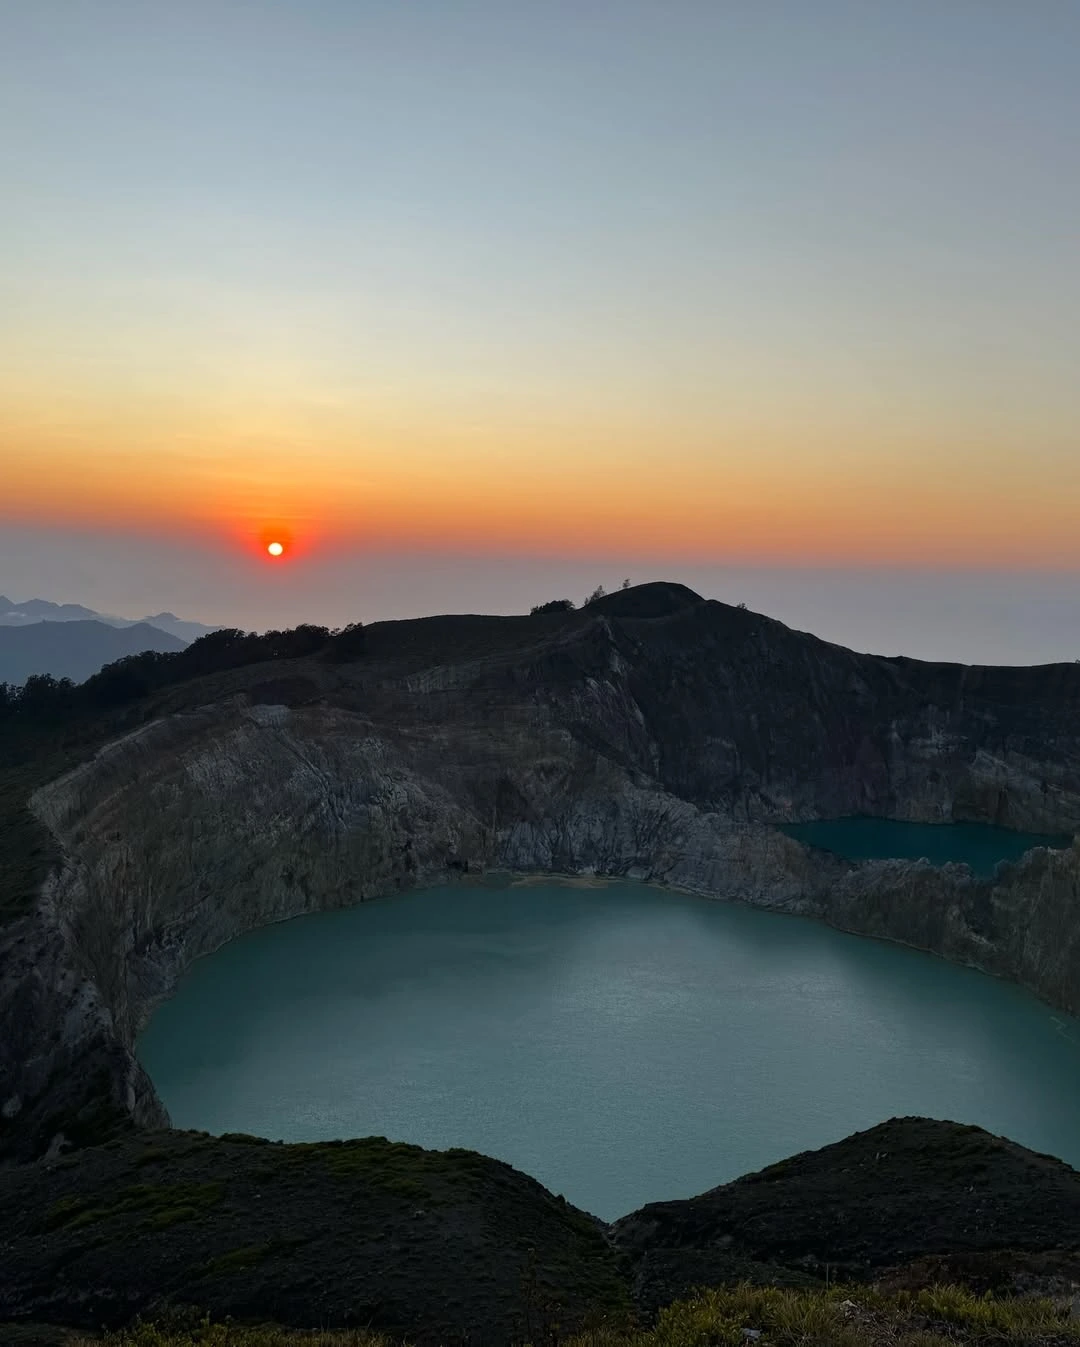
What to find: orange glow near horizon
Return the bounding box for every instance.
[4,448,1080,572]
[3,346,1080,572]
[4,410,1080,573]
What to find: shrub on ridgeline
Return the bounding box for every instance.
[8,673,78,724]
[0,619,365,731]
[530,599,575,615]
[325,622,367,661]
[584,585,607,605]
[262,624,332,659]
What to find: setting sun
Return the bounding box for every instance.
[267,541,284,558]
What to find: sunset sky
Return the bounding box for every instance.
[2,2,1079,660]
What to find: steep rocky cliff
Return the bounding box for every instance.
[2,582,1080,1162]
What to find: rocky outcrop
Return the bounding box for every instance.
[2,582,1080,1162]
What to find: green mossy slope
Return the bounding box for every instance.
[0,1132,627,1345]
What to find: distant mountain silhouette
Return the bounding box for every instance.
[0,599,103,624]
[0,621,186,686]
[134,611,219,643]
[0,597,219,643]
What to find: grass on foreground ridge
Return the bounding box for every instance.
[70,1283,1080,1347]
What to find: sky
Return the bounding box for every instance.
[2,2,1079,662]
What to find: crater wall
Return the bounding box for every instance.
[3,588,1080,1162]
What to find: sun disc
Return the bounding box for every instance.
[267,541,284,557]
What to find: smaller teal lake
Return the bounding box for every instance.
[780,818,1071,876]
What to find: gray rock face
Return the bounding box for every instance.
[2,583,1080,1162]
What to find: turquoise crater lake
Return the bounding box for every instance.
[139,869,1080,1220]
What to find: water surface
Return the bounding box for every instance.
[139,880,1080,1220]
[780,818,1071,877]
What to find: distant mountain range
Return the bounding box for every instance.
[0,620,188,686]
[0,597,219,644]
[0,597,222,685]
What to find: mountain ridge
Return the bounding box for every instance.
[0,595,219,643]
[0,619,187,686]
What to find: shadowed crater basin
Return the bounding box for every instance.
[138,879,1080,1221]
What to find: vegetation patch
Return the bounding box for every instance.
[197,1238,307,1279]
[75,1322,395,1347]
[134,1147,174,1167]
[44,1181,223,1234]
[282,1136,491,1199]
[903,1283,1074,1335]
[68,1285,1080,1347]
[43,1194,97,1232]
[633,1284,1080,1347]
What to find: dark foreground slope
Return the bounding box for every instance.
[0,1131,627,1343]
[4,1119,1080,1342]
[613,1117,1080,1311]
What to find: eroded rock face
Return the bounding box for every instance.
[2,584,1080,1161]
